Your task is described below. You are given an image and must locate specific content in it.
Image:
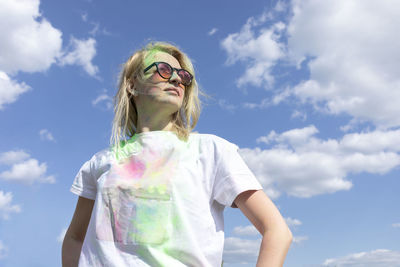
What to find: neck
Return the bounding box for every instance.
[135,112,175,134]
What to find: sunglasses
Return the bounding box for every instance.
[143,61,193,87]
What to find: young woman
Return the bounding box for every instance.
[62,42,292,267]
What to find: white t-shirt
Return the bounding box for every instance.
[70,131,263,267]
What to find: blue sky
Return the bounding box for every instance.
[1,0,399,266]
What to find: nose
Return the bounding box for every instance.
[168,70,183,87]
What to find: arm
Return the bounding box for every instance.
[62,196,95,267]
[234,189,293,267]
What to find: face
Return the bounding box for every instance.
[132,51,186,116]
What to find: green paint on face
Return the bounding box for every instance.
[143,48,165,69]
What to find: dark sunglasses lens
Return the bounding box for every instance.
[178,70,192,85]
[157,63,172,78]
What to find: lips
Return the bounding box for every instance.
[164,87,180,96]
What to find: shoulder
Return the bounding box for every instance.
[91,147,112,162]
[87,147,114,176]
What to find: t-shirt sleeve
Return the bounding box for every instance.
[70,154,97,200]
[212,138,264,208]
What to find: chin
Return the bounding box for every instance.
[158,99,182,112]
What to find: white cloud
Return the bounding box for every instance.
[292,235,308,244]
[237,126,400,198]
[274,0,287,12]
[59,37,99,77]
[221,16,286,89]
[39,129,56,142]
[92,89,113,110]
[57,227,68,243]
[257,125,319,146]
[241,87,293,110]
[221,0,400,129]
[0,191,22,220]
[223,237,260,265]
[208,28,218,36]
[322,249,400,267]
[339,129,400,154]
[340,118,362,133]
[285,217,302,227]
[0,159,56,184]
[242,98,271,109]
[0,71,31,110]
[0,0,63,74]
[0,149,30,165]
[232,225,259,236]
[0,149,56,184]
[81,12,88,22]
[392,223,400,228]
[291,110,307,121]
[286,0,400,128]
[0,0,99,109]
[80,11,111,37]
[218,99,236,113]
[89,22,100,36]
[0,240,8,259]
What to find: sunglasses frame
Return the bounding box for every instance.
[143,61,193,86]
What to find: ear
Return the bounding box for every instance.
[126,79,134,93]
[127,79,133,90]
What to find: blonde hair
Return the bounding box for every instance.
[109,41,209,152]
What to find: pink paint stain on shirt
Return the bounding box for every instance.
[125,158,146,178]
[115,157,146,180]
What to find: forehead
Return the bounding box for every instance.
[144,51,181,68]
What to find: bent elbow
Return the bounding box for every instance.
[287,229,293,244]
[285,225,293,242]
[282,222,294,242]
[263,225,293,242]
[279,225,293,244]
